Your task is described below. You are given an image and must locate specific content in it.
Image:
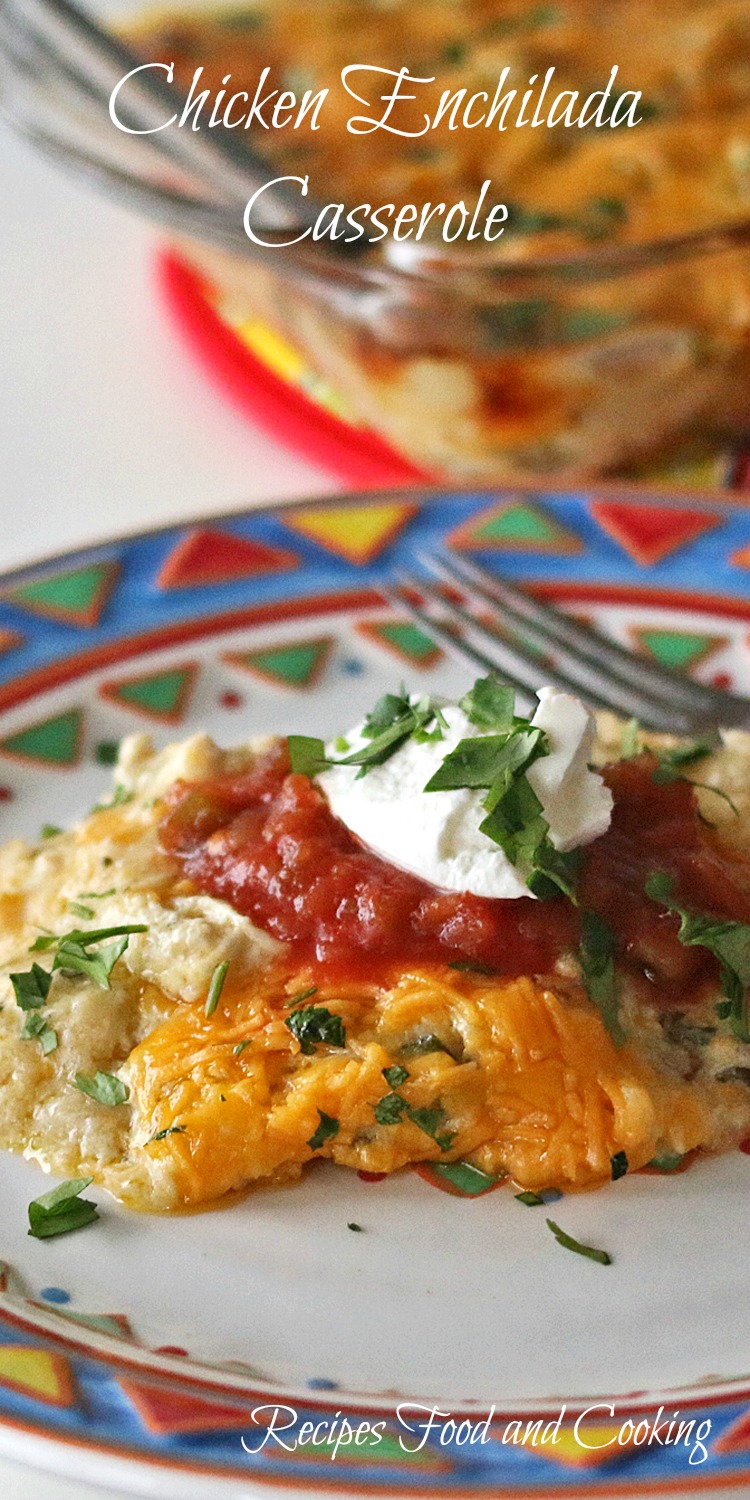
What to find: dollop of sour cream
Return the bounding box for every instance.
[317,687,613,900]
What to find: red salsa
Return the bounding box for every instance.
[159,742,750,994]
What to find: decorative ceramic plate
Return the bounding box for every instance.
[5,487,750,1498]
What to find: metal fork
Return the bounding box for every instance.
[0,0,351,257]
[391,552,750,734]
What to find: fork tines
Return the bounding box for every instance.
[391,552,750,734]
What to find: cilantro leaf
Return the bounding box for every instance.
[400,1033,458,1059]
[407,1104,455,1152]
[651,739,717,782]
[205,960,229,1018]
[147,1124,186,1143]
[288,735,330,778]
[233,1039,252,1057]
[20,1012,58,1053]
[449,959,498,976]
[29,925,146,990]
[459,677,515,731]
[374,1092,409,1124]
[645,872,750,1041]
[620,718,640,759]
[285,1004,346,1054]
[382,1064,409,1088]
[546,1218,612,1265]
[307,1110,339,1150]
[579,912,624,1044]
[424,733,532,793]
[431,1161,502,1195]
[515,1190,545,1206]
[28,1177,99,1240]
[10,964,51,1011]
[68,902,94,921]
[40,824,62,840]
[74,1071,129,1107]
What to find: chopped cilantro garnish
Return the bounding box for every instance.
[459,677,515,731]
[620,718,640,759]
[374,1092,409,1125]
[546,1218,611,1265]
[205,960,229,1018]
[374,1092,454,1150]
[431,1161,502,1195]
[400,1034,457,1059]
[347,1221,363,1232]
[407,1104,455,1152]
[307,1110,339,1151]
[30,924,146,990]
[610,1150,628,1181]
[40,824,62,840]
[651,739,716,782]
[74,1071,129,1107]
[28,1177,99,1240]
[287,736,330,779]
[20,1013,58,1053]
[646,1152,685,1173]
[10,964,51,1010]
[287,985,317,1007]
[233,1039,252,1057]
[382,1064,409,1088]
[645,872,750,1041]
[515,1190,545,1206]
[579,912,624,1044]
[68,901,94,921]
[91,784,133,814]
[285,1004,346,1054]
[289,690,446,782]
[147,1124,186,1143]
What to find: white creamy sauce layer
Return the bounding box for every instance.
[317,687,613,900]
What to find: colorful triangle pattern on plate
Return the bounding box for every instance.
[631,627,727,672]
[157,528,298,589]
[449,499,582,554]
[0,708,83,766]
[523,1419,639,1468]
[0,1346,74,1407]
[3,562,119,628]
[119,1377,257,1435]
[282,502,417,564]
[224,636,333,688]
[715,1405,750,1453]
[590,501,721,565]
[100,663,198,722]
[357,619,443,667]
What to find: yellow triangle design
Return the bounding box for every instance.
[284,503,416,564]
[530,1422,636,1468]
[0,1346,73,1405]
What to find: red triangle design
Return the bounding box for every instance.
[715,1405,750,1453]
[157,528,298,590]
[119,1375,255,1435]
[590,502,721,566]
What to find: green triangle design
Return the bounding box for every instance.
[377,623,439,662]
[114,668,192,716]
[245,641,328,686]
[0,709,82,766]
[476,503,564,545]
[638,629,718,672]
[9,564,111,620]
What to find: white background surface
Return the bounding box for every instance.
[0,119,340,1498]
